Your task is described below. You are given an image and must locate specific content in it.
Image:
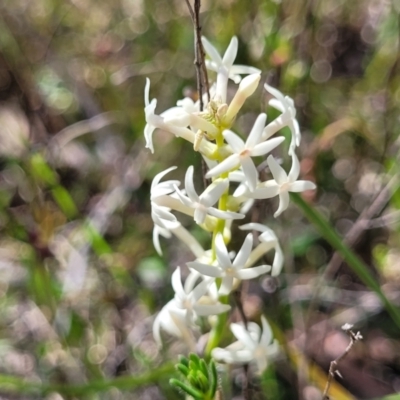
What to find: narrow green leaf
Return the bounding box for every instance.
[291,193,400,329]
[209,359,218,397]
[169,378,203,399]
[199,359,209,380]
[176,363,190,377]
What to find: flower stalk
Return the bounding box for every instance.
[144,33,317,387]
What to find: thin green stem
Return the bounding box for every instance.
[291,193,400,329]
[205,295,229,358]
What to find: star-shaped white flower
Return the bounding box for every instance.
[263,84,300,155]
[212,316,279,374]
[206,114,285,191]
[143,79,217,157]
[187,233,270,295]
[174,166,244,224]
[150,166,180,229]
[240,223,283,276]
[251,154,316,217]
[202,36,261,87]
[153,268,230,348]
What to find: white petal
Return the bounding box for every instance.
[289,180,316,192]
[223,130,245,153]
[231,323,257,351]
[264,84,285,109]
[219,275,234,295]
[288,153,300,182]
[215,234,231,267]
[185,166,200,202]
[222,36,238,67]
[251,136,285,157]
[236,264,271,280]
[206,154,240,179]
[144,77,151,106]
[194,208,207,224]
[208,208,245,220]
[272,246,284,276]
[246,113,266,149]
[251,183,280,199]
[202,36,222,65]
[187,261,223,278]
[212,348,253,364]
[274,191,290,217]
[174,185,194,208]
[153,204,177,222]
[191,279,210,302]
[200,179,228,207]
[151,166,177,190]
[240,157,258,192]
[267,155,288,185]
[233,233,253,268]
[230,65,261,76]
[260,316,273,345]
[194,303,230,316]
[144,123,155,153]
[171,267,185,298]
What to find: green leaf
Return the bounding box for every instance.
[291,193,400,330]
[169,378,203,400]
[209,359,218,397]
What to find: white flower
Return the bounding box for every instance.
[150,166,180,229]
[153,267,230,348]
[263,84,300,155]
[251,154,316,217]
[202,36,261,102]
[187,233,270,295]
[144,79,217,157]
[174,166,244,224]
[212,316,279,374]
[206,114,285,191]
[240,223,283,276]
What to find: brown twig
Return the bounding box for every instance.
[322,324,363,400]
[184,0,210,111]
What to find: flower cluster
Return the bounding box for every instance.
[144,36,316,374]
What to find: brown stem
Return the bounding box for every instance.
[322,327,362,399]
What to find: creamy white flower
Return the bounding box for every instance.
[187,233,270,295]
[212,316,279,374]
[206,114,285,191]
[144,78,217,157]
[251,154,316,217]
[263,84,300,155]
[174,166,244,224]
[202,36,261,102]
[150,166,180,229]
[153,267,230,347]
[240,223,283,276]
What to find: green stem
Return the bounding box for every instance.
[291,193,400,329]
[205,295,229,358]
[0,363,174,396]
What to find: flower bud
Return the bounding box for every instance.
[223,73,261,124]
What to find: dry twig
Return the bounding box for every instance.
[322,324,363,400]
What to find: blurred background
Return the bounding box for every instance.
[0,0,400,399]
